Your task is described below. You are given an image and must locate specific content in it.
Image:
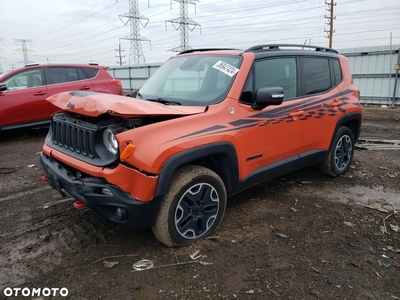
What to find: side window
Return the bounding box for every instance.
[2,68,43,90]
[81,68,99,79]
[332,58,342,85]
[47,67,72,84]
[303,57,331,95]
[46,67,82,85]
[254,58,297,100]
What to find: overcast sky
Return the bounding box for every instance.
[0,0,399,72]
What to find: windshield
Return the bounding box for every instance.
[138,55,242,106]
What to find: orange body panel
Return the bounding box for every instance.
[42,144,158,201]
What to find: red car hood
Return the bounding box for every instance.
[47,91,206,117]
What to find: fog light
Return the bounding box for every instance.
[116,207,128,221]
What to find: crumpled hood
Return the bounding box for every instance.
[47,91,206,117]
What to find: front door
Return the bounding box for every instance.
[0,67,51,128]
[237,57,306,179]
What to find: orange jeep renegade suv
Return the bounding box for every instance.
[40,44,363,247]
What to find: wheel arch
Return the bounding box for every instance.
[337,112,362,142]
[155,142,239,198]
[329,112,362,149]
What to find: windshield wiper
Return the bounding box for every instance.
[146,97,181,105]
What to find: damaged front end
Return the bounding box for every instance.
[40,91,206,228]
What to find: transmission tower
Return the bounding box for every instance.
[166,0,201,52]
[119,0,151,65]
[14,39,35,65]
[324,0,336,48]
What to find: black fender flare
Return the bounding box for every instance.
[155,142,239,197]
[327,111,362,153]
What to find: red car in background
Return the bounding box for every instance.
[0,63,122,131]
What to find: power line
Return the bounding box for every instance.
[32,2,119,40]
[166,0,201,52]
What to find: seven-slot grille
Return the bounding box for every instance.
[51,118,96,158]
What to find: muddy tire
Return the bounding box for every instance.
[319,126,355,177]
[152,165,227,247]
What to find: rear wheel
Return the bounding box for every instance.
[152,165,227,247]
[319,126,355,177]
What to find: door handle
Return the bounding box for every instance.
[80,86,91,90]
[33,91,46,96]
[330,99,343,107]
[288,111,304,118]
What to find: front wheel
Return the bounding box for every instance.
[152,165,227,247]
[319,126,355,177]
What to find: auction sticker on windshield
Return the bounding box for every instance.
[212,61,239,77]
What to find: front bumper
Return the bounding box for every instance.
[40,153,161,229]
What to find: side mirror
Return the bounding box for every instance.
[0,83,7,92]
[126,90,138,98]
[252,87,284,110]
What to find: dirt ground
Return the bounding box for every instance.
[0,107,399,300]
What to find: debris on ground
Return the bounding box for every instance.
[356,138,400,150]
[387,246,400,253]
[103,261,120,269]
[276,233,288,239]
[133,259,154,271]
[364,204,390,213]
[390,224,399,232]
[386,172,399,178]
[199,261,213,266]
[190,250,202,260]
[344,221,355,227]
[378,260,391,268]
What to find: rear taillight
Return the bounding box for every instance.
[108,79,121,86]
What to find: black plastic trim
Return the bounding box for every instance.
[155,142,239,197]
[178,48,239,55]
[324,112,363,160]
[236,155,299,194]
[298,150,327,168]
[45,114,120,167]
[0,119,50,131]
[40,153,161,229]
[246,44,338,53]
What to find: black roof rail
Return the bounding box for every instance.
[245,44,338,54]
[178,48,239,55]
[88,62,99,65]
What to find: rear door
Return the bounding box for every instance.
[45,66,95,113]
[300,56,344,159]
[0,67,51,128]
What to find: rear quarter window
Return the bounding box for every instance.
[303,57,331,95]
[81,68,99,79]
[332,58,342,85]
